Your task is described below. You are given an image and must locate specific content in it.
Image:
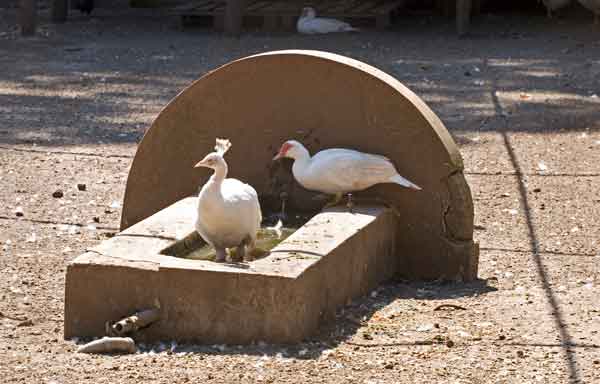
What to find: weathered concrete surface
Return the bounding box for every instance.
[120,50,478,281]
[65,197,398,344]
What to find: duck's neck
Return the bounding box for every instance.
[291,146,311,179]
[210,163,228,185]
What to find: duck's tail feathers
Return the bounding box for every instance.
[390,174,421,190]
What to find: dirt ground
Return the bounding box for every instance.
[1,3,600,384]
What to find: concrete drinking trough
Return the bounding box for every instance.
[64,50,478,344]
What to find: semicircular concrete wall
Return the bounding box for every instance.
[121,50,478,281]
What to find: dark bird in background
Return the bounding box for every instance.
[74,0,95,16]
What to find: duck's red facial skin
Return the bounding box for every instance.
[273,142,293,160]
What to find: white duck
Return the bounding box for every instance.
[296,7,359,35]
[540,0,572,18]
[577,0,600,23]
[273,140,420,210]
[194,139,262,262]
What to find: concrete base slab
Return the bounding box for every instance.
[64,197,397,344]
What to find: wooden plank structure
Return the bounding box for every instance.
[17,0,478,37]
[172,0,408,31]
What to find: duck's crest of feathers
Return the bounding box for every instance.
[215,138,232,155]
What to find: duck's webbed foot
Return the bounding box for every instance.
[346,193,354,213]
[232,245,245,263]
[214,248,227,263]
[233,235,253,263]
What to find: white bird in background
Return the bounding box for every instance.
[296,7,359,34]
[194,139,262,263]
[273,140,420,211]
[540,0,572,18]
[577,0,600,24]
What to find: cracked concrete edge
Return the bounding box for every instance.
[439,170,478,281]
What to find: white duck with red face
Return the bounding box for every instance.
[194,138,262,262]
[273,140,420,209]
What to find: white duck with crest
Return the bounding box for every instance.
[194,139,262,262]
[296,7,359,34]
[273,140,420,209]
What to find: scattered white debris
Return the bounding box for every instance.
[504,272,514,278]
[86,224,97,231]
[474,322,494,328]
[537,161,548,172]
[110,201,121,209]
[62,246,72,254]
[14,206,24,216]
[9,286,23,294]
[416,324,434,332]
[457,330,472,338]
[507,209,518,215]
[591,94,598,99]
[557,285,567,292]
[26,233,37,243]
[570,226,579,233]
[298,348,308,356]
[515,286,525,293]
[370,290,378,298]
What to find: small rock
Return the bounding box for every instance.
[362,332,373,340]
[93,216,100,223]
[77,183,86,191]
[384,361,395,369]
[593,360,599,365]
[533,188,541,193]
[474,224,486,230]
[464,71,472,77]
[516,350,525,358]
[52,190,64,198]
[14,206,24,217]
[446,339,454,348]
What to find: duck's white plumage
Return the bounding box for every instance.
[274,140,420,196]
[297,7,359,35]
[195,139,261,262]
[577,0,600,23]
